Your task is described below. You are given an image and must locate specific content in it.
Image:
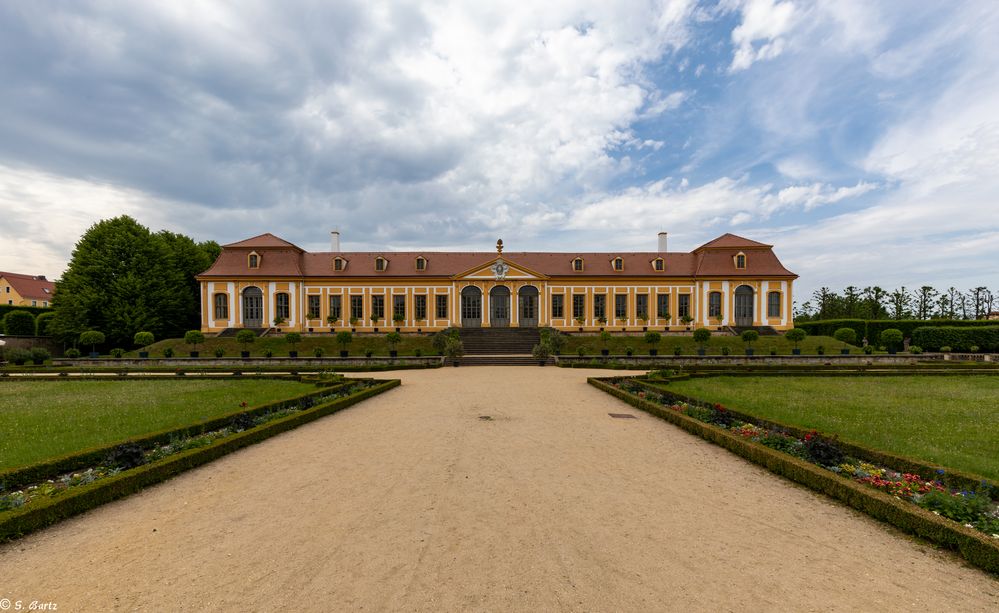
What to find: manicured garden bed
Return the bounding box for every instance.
[0,377,398,541]
[133,333,437,358]
[563,334,851,356]
[0,379,315,470]
[664,375,999,480]
[589,376,999,574]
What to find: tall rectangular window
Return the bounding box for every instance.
[572,294,585,319]
[393,295,406,320]
[636,294,648,319]
[415,295,427,320]
[768,291,781,318]
[350,295,363,320]
[614,294,627,319]
[436,294,448,319]
[371,295,385,319]
[708,292,722,317]
[307,295,321,319]
[329,295,342,321]
[657,294,670,319]
[276,293,290,319]
[214,294,228,319]
[551,294,564,318]
[678,294,690,318]
[594,294,606,320]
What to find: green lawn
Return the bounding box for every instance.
[666,376,999,480]
[0,379,313,470]
[564,333,851,356]
[134,333,437,358]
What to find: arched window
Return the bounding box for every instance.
[333,257,347,271]
[375,257,387,272]
[415,257,427,271]
[709,291,722,317]
[572,257,584,272]
[652,258,664,271]
[214,293,228,319]
[768,291,782,317]
[276,293,290,320]
[735,253,746,269]
[248,252,260,268]
[612,257,624,271]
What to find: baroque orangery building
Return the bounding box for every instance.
[196,232,797,334]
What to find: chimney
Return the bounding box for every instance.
[657,232,668,252]
[330,230,341,253]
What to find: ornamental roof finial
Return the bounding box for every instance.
[496,239,504,254]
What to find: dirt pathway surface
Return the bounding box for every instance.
[2,367,997,611]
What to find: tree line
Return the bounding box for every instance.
[48,216,220,348]
[794,285,998,322]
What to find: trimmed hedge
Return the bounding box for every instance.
[34,311,56,336]
[0,381,357,492]
[799,319,998,344]
[0,379,399,541]
[590,378,999,574]
[2,310,36,336]
[0,304,49,321]
[912,326,999,352]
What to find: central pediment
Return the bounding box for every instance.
[452,257,548,281]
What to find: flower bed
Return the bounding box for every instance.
[0,378,398,541]
[590,376,999,574]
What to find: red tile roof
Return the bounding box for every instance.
[0,271,56,300]
[198,233,797,279]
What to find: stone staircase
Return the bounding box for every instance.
[458,328,541,355]
[448,355,553,366]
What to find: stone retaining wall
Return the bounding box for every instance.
[556,354,945,367]
[51,356,443,368]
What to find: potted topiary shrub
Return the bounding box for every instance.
[7,347,30,365]
[264,349,274,358]
[644,331,661,356]
[577,346,586,357]
[575,315,585,331]
[542,328,566,356]
[163,347,174,358]
[816,345,825,355]
[692,327,711,356]
[336,331,353,357]
[314,346,325,358]
[785,327,806,355]
[673,345,682,356]
[880,328,903,355]
[625,346,634,357]
[908,345,923,354]
[349,316,359,332]
[597,315,607,331]
[184,330,204,358]
[30,347,51,365]
[386,331,402,358]
[393,313,404,332]
[285,332,302,358]
[833,327,855,354]
[236,329,256,358]
[721,345,730,356]
[741,329,759,356]
[134,331,154,358]
[79,330,105,358]
[109,348,124,358]
[327,314,339,332]
[444,336,464,366]
[64,347,81,359]
[637,311,649,332]
[273,316,286,329]
[371,314,381,332]
[532,342,550,366]
[599,331,612,356]
[214,346,225,358]
[681,315,693,331]
[713,314,724,330]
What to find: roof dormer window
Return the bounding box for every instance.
[652,258,664,271]
[248,252,260,269]
[375,256,387,272]
[415,257,426,271]
[735,252,747,269]
[612,257,624,271]
[333,257,347,271]
[572,257,584,272]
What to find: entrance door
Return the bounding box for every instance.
[490,286,510,327]
[242,287,264,327]
[518,286,539,327]
[734,285,754,326]
[460,286,482,328]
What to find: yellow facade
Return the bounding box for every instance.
[0,277,52,308]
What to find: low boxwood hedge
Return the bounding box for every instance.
[0,379,399,542]
[589,377,999,574]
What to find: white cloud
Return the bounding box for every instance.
[729,0,797,72]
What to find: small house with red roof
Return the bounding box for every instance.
[0,271,55,307]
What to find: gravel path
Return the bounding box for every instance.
[1,367,997,611]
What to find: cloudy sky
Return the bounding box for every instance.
[1,0,997,299]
